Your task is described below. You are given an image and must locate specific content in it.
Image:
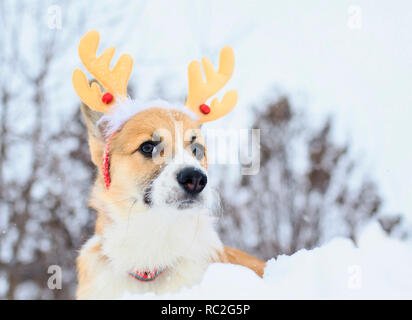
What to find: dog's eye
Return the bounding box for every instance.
[138,141,158,158]
[191,143,204,160]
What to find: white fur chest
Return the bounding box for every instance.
[77,207,223,299]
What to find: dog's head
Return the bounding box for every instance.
[73,30,237,221]
[82,102,213,216]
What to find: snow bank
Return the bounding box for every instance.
[122,223,412,299]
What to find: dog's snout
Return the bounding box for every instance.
[177,167,207,195]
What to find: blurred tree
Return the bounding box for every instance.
[217,97,383,260]
[378,214,410,240]
[0,0,94,299]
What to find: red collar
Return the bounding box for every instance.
[128,268,165,282]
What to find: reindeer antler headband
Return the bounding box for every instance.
[72,30,238,123]
[185,45,238,121]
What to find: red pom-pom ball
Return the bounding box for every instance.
[102,93,114,104]
[199,104,210,114]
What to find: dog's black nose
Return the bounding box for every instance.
[177,167,207,195]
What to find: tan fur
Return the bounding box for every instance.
[222,246,266,277]
[77,105,265,299]
[76,238,105,299]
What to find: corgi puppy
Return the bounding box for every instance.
[72,31,265,299]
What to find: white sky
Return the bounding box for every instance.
[60,0,412,218]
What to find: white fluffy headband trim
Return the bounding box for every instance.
[97,97,199,137]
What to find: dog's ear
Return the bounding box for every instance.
[80,80,107,167]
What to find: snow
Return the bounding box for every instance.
[122,223,412,299]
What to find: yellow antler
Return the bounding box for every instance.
[72,30,133,113]
[185,46,238,123]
